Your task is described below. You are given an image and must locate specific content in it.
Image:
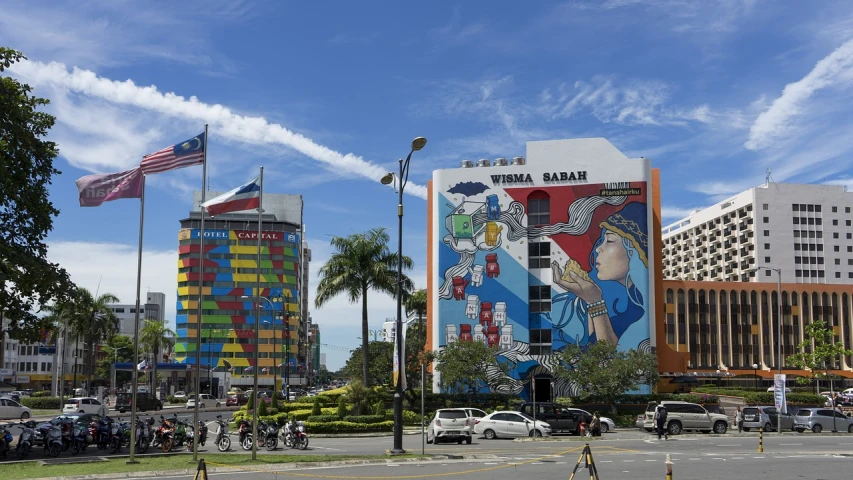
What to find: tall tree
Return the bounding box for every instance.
[787,320,853,389]
[96,335,134,386]
[314,228,413,385]
[552,342,659,411]
[140,319,175,396]
[342,341,394,386]
[435,340,509,399]
[68,288,119,393]
[1,48,75,355]
[41,297,77,395]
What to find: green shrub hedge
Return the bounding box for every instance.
[304,420,394,434]
[742,392,825,405]
[21,397,61,410]
[343,415,385,424]
[306,415,340,423]
[32,391,52,398]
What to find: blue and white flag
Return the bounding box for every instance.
[136,359,149,372]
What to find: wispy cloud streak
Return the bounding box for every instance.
[11,60,427,199]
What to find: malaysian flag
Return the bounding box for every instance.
[140,132,205,174]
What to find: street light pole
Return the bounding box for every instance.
[749,265,783,435]
[381,136,426,455]
[752,363,758,391]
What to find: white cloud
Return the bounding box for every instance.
[746,38,853,150]
[10,60,427,199]
[824,177,853,191]
[47,241,178,324]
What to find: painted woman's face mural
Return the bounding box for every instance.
[435,173,652,399]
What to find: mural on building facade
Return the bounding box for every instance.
[436,181,650,398]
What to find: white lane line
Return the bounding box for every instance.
[645,459,656,462]
[779,443,803,446]
[483,463,498,465]
[386,464,400,467]
[623,460,634,463]
[310,446,345,451]
[753,456,765,459]
[690,458,700,460]
[600,460,613,463]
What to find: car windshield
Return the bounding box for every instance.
[518,412,535,421]
[64,399,79,404]
[438,410,467,419]
[795,409,812,416]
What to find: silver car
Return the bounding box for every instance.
[793,408,853,433]
[741,406,795,432]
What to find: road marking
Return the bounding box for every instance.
[732,457,744,460]
[753,456,765,459]
[779,443,803,446]
[311,446,345,451]
[689,458,699,460]
[623,460,634,462]
[645,459,656,462]
[386,464,400,467]
[600,460,613,463]
[483,463,498,465]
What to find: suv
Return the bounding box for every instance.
[426,408,473,444]
[519,403,590,435]
[644,401,728,435]
[793,408,853,433]
[115,392,163,413]
[742,406,794,432]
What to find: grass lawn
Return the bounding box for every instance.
[5,453,426,479]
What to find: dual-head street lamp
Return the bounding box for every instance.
[381,136,426,455]
[748,265,783,435]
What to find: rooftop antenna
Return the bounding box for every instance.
[765,168,774,185]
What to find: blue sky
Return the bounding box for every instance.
[5,0,853,370]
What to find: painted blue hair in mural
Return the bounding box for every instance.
[550,201,650,352]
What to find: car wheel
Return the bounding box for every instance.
[713,421,728,434]
[216,403,221,407]
[20,412,30,420]
[667,422,682,435]
[743,427,750,432]
[119,409,126,413]
[847,425,853,434]
[155,405,161,411]
[529,429,543,437]
[483,429,497,440]
[600,423,609,434]
[457,439,463,444]
[764,422,772,432]
[795,428,804,433]
[812,424,822,433]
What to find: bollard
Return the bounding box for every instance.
[665,453,673,480]
[757,427,764,453]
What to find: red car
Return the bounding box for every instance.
[226,394,248,406]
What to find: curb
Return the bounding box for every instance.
[48,453,500,480]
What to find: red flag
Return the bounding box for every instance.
[75,167,144,207]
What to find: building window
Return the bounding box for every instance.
[792,204,799,211]
[849,246,853,252]
[765,256,771,263]
[794,231,800,238]
[836,259,841,265]
[849,259,853,265]
[848,233,852,239]
[764,230,770,236]
[763,204,769,210]
[834,219,839,226]
[793,217,800,224]
[848,220,852,227]
[527,193,551,226]
[832,206,838,212]
[850,272,853,278]
[763,216,769,223]
[835,246,840,252]
[528,242,551,269]
[836,272,842,278]
[816,205,822,212]
[795,256,801,264]
[795,244,801,250]
[765,270,772,277]
[847,207,851,213]
[529,329,552,356]
[764,243,770,249]
[529,285,551,312]
[816,218,822,225]
[818,270,825,278]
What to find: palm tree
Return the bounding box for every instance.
[404,289,427,323]
[314,227,414,385]
[41,297,77,397]
[140,319,175,395]
[68,288,120,394]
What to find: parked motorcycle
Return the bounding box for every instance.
[174,419,188,448]
[185,420,208,452]
[264,421,279,450]
[238,419,253,451]
[0,424,13,459]
[95,417,112,450]
[213,415,231,452]
[16,421,36,459]
[135,417,154,454]
[71,422,91,455]
[284,419,308,450]
[43,422,63,457]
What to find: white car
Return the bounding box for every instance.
[461,407,488,420]
[426,408,473,444]
[0,397,32,420]
[173,391,187,400]
[474,411,552,439]
[842,388,853,396]
[63,397,108,416]
[186,393,221,409]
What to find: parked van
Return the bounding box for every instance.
[644,401,729,435]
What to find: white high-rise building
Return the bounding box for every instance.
[662,182,853,284]
[109,291,167,337]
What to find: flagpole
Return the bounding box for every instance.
[127,175,146,464]
[192,124,208,462]
[251,166,264,461]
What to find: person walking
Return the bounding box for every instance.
[735,406,743,433]
[654,403,669,440]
